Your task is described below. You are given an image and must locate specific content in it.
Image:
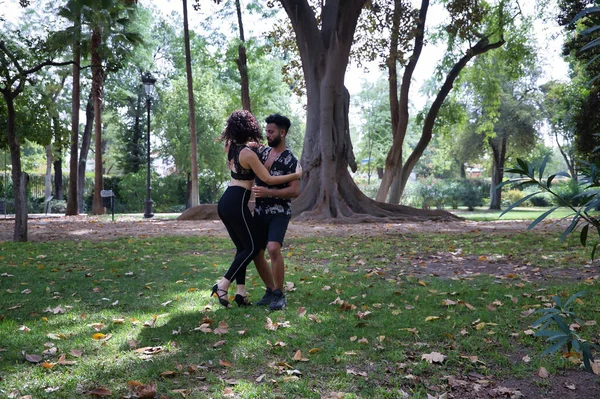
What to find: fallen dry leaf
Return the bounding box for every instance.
[265,317,277,331]
[135,382,157,398]
[538,366,549,378]
[421,352,447,364]
[219,359,233,368]
[160,370,177,378]
[57,354,76,365]
[40,361,55,369]
[70,349,83,357]
[346,368,368,377]
[565,383,576,390]
[88,387,112,396]
[213,321,229,335]
[25,353,42,363]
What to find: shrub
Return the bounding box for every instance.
[49,200,67,214]
[504,189,524,205]
[551,179,583,207]
[440,180,463,209]
[411,177,445,210]
[528,195,550,207]
[154,174,187,212]
[460,181,484,211]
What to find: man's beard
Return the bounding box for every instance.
[268,135,282,147]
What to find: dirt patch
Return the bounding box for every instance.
[447,370,600,398]
[391,252,600,283]
[0,214,567,243]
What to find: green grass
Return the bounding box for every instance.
[0,231,598,398]
[450,206,576,221]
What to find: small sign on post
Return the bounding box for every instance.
[101,190,115,222]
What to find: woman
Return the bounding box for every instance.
[212,110,301,308]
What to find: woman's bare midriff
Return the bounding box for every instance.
[228,178,253,191]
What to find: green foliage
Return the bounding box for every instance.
[500,156,600,259]
[551,179,585,207]
[504,188,524,205]
[153,174,188,212]
[404,178,487,211]
[352,77,392,171]
[413,177,446,210]
[459,180,486,211]
[533,291,599,373]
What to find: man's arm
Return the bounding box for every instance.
[252,179,300,199]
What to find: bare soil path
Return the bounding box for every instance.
[0,214,555,243]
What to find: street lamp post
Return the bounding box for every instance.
[142,72,157,219]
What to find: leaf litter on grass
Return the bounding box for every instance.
[1,220,599,398]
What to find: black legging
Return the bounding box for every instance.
[217,186,260,285]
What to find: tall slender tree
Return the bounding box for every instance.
[375,0,512,204]
[183,0,199,208]
[77,0,141,214]
[234,0,251,111]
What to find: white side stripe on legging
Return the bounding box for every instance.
[230,188,255,280]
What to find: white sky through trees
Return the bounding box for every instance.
[2,0,569,122]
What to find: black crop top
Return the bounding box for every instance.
[228,144,256,181]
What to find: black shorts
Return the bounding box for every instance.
[255,214,290,249]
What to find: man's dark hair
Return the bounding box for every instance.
[265,114,291,133]
[220,110,263,144]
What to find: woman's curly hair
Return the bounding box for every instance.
[220,110,263,144]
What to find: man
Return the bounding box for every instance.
[252,114,300,310]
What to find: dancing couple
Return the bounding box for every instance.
[211,110,300,311]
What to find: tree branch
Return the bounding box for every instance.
[0,40,74,97]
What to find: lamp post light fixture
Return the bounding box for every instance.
[142,72,157,219]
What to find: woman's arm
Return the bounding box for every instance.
[239,148,301,184]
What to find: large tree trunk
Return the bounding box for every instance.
[234,0,251,112]
[91,27,105,215]
[489,135,507,210]
[78,92,94,213]
[282,0,456,222]
[4,95,28,241]
[183,0,199,208]
[66,12,81,215]
[376,0,505,204]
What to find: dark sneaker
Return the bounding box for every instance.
[270,289,286,310]
[256,288,273,306]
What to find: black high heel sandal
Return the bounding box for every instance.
[211,284,230,308]
[234,294,252,307]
